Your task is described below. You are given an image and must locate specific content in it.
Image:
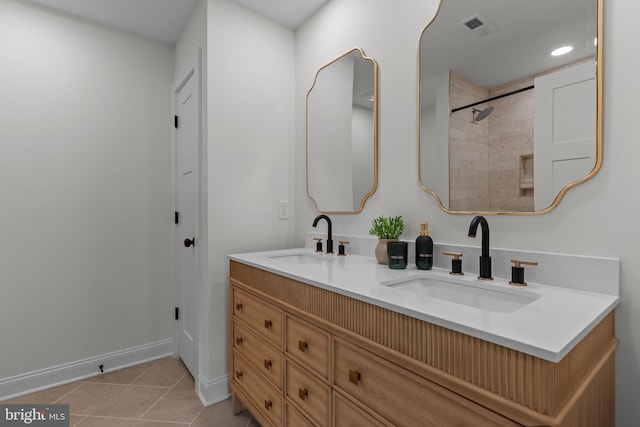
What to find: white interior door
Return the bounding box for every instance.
[534,60,596,210]
[174,60,200,379]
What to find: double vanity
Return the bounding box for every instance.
[229,0,612,423]
[227,245,618,426]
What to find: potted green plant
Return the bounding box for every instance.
[369,215,405,264]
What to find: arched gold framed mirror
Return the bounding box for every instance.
[418,0,603,214]
[307,48,378,214]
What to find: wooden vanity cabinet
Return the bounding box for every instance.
[229,261,616,427]
[332,391,388,427]
[285,357,331,426]
[333,337,519,426]
[285,315,330,381]
[230,287,284,426]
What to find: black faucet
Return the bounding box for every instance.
[468,215,492,280]
[312,215,333,254]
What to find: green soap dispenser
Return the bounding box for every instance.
[415,223,433,270]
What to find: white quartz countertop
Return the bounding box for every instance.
[229,248,619,363]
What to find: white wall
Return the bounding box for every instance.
[0,0,174,379]
[203,0,295,387]
[175,0,207,78]
[295,0,640,425]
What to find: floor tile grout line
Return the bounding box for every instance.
[9,357,209,426]
[127,358,165,385]
[72,415,87,427]
[170,372,189,390]
[73,414,190,425]
[77,381,172,390]
[51,355,169,406]
[139,372,203,425]
[138,378,179,420]
[163,372,205,425]
[51,381,86,405]
[188,405,205,427]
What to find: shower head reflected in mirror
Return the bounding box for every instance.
[472,106,494,122]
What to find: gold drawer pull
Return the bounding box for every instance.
[235,370,243,379]
[264,400,272,411]
[349,369,361,385]
[235,302,243,311]
[298,388,308,401]
[298,340,308,352]
[235,337,243,346]
[264,319,273,329]
[264,359,272,370]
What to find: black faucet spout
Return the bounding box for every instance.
[468,215,490,257]
[468,215,492,280]
[312,215,333,254]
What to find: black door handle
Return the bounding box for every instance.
[184,238,195,248]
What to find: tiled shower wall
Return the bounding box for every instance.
[449,72,533,211]
[488,77,534,211]
[449,72,490,211]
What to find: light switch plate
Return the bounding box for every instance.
[279,200,289,219]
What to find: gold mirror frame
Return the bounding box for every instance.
[306,47,379,214]
[417,0,603,215]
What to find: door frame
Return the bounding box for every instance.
[171,50,203,382]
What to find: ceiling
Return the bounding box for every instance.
[232,0,328,29]
[25,0,329,45]
[420,0,598,108]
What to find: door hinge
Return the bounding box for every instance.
[175,307,179,320]
[174,211,179,225]
[174,115,179,128]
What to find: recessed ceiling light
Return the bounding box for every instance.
[551,45,574,56]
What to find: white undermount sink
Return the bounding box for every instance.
[381,275,541,313]
[267,252,327,265]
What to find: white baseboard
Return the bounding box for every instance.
[197,373,229,407]
[0,338,174,402]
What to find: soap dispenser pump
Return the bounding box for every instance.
[415,223,433,270]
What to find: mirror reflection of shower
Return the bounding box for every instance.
[472,106,493,123]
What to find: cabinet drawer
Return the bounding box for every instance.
[286,359,331,427]
[333,338,521,427]
[233,320,283,390]
[233,288,283,348]
[332,392,388,427]
[232,353,283,426]
[286,315,330,380]
[286,401,317,427]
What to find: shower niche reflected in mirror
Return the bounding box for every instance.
[307,48,378,214]
[418,0,602,214]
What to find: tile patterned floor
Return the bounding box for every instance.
[3,357,259,427]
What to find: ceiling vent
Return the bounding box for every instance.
[459,14,496,38]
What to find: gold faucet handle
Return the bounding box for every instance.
[442,251,462,260]
[313,237,323,252]
[510,259,538,286]
[339,240,350,245]
[443,251,464,275]
[313,237,323,242]
[510,259,538,268]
